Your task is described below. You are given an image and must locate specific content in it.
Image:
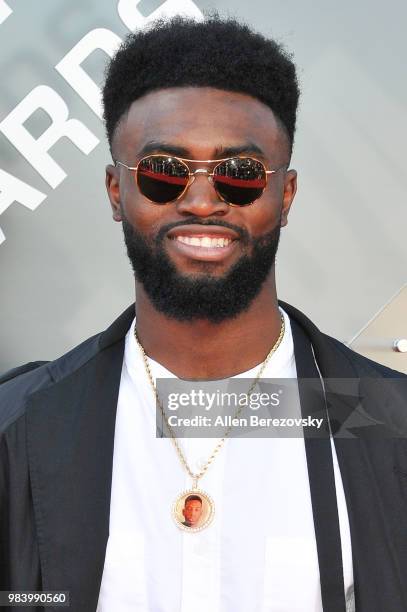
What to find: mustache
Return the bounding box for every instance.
[155,218,250,244]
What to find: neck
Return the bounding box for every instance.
[134,272,283,380]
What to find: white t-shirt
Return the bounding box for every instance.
[97,308,354,611]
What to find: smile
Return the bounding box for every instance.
[172,235,233,248]
[167,233,239,262]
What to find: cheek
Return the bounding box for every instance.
[122,192,170,236]
[243,202,282,237]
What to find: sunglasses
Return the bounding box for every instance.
[115,154,287,207]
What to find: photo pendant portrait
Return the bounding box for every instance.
[134,316,285,531]
[173,486,215,532]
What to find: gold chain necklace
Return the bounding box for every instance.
[134,313,285,532]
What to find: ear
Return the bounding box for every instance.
[280,169,297,227]
[105,164,122,222]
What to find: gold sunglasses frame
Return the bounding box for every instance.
[115,154,287,206]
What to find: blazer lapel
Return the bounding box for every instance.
[25,305,135,611]
[290,318,347,611]
[280,300,407,611]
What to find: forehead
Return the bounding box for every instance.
[112,86,289,161]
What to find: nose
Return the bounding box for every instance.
[175,172,230,218]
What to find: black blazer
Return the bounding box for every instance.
[1,301,407,612]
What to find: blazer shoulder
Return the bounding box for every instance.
[281,299,406,379]
[0,331,103,434]
[0,361,49,385]
[324,333,407,379]
[0,360,53,433]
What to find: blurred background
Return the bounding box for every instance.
[0,0,406,372]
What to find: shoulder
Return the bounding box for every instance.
[280,299,406,379]
[322,333,406,379]
[0,303,135,436]
[0,361,52,434]
[321,333,407,435]
[0,332,102,434]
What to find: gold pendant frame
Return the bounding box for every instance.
[172,488,215,532]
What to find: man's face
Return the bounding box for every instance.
[182,499,203,526]
[106,87,297,322]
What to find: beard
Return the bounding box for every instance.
[122,216,281,323]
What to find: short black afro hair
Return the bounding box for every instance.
[102,14,300,153]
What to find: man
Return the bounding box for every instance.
[1,14,407,612]
[181,495,203,528]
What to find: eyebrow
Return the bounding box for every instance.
[214,142,266,159]
[136,140,266,160]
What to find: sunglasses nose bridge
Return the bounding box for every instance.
[191,167,210,177]
[186,167,213,190]
[175,167,229,214]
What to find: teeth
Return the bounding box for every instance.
[175,236,232,248]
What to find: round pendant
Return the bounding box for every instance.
[172,488,215,532]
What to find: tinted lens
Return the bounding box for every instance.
[213,157,267,205]
[137,156,189,203]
